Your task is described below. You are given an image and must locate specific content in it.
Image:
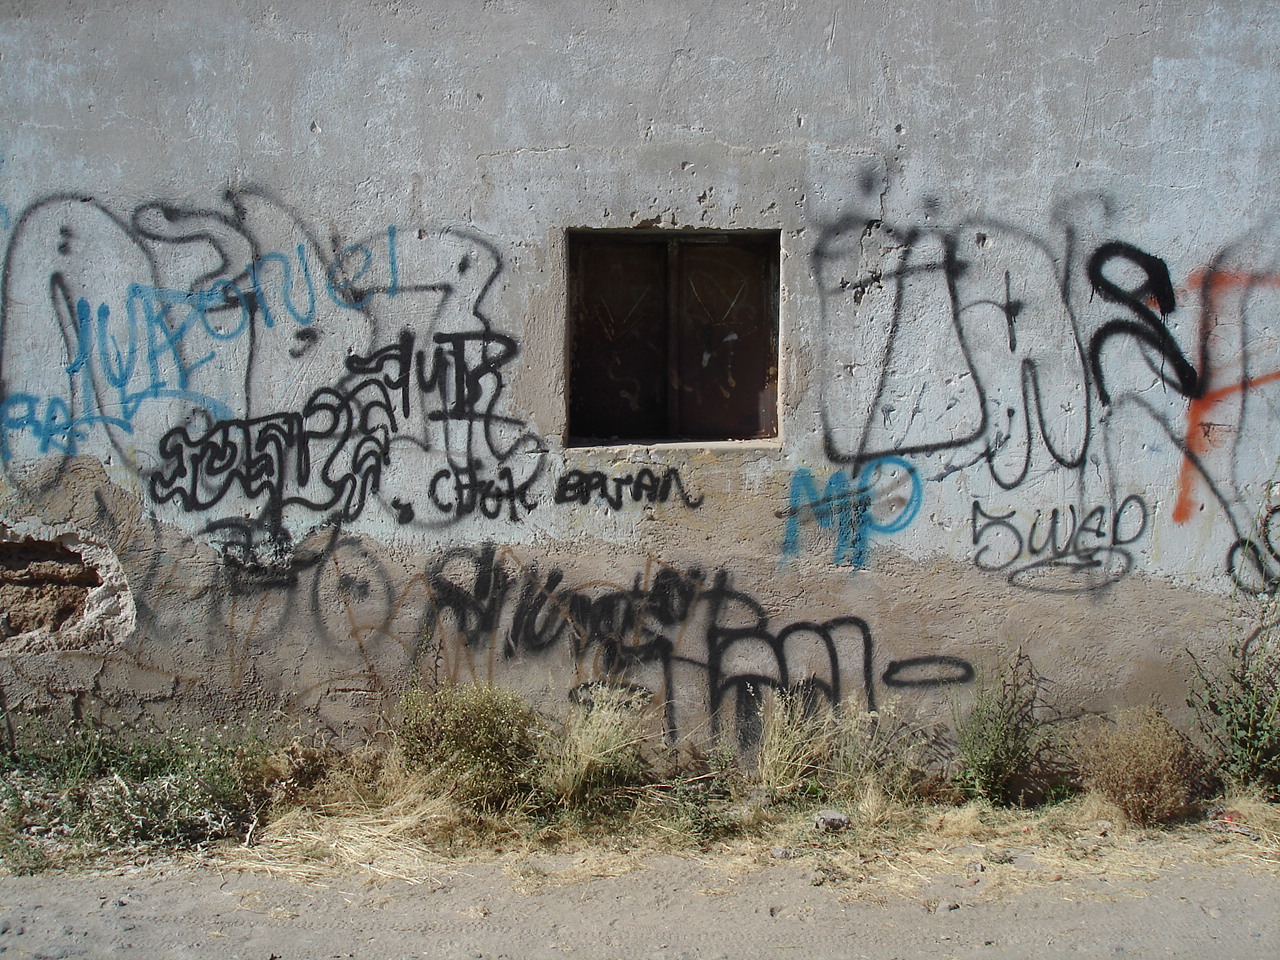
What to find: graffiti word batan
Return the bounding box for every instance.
[780,456,922,567]
[425,543,972,746]
[553,467,702,510]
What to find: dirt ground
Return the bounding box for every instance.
[1,837,1276,960]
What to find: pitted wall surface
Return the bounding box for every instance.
[0,0,1275,742]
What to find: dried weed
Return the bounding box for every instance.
[1072,705,1211,825]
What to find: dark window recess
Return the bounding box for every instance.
[567,230,779,444]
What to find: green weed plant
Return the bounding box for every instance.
[0,718,269,872]
[952,649,1056,805]
[1188,634,1280,797]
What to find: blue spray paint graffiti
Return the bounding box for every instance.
[0,286,240,459]
[781,456,923,567]
[0,190,550,557]
[0,217,406,461]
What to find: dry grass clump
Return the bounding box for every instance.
[1072,704,1211,825]
[1210,787,1280,849]
[750,693,938,802]
[628,693,945,853]
[228,743,469,881]
[752,692,834,798]
[228,684,557,878]
[828,701,937,803]
[539,685,652,810]
[233,683,668,877]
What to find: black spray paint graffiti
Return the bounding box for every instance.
[8,467,972,741]
[51,478,418,719]
[424,543,973,747]
[812,183,1280,593]
[0,186,709,728]
[970,495,1148,594]
[0,188,558,560]
[148,327,544,561]
[0,188,705,563]
[552,467,703,510]
[1228,503,1280,597]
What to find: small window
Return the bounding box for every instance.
[566,230,779,444]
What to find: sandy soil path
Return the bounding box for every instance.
[1,850,1276,960]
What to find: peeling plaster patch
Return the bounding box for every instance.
[0,528,134,654]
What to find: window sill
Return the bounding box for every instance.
[562,437,783,455]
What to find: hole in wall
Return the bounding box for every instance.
[0,536,103,637]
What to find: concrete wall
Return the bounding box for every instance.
[0,0,1276,744]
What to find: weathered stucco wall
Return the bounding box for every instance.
[0,0,1276,746]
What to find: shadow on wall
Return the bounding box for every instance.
[1,458,977,750]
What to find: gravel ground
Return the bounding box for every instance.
[1,847,1276,960]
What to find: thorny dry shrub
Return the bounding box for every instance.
[1072,704,1211,825]
[399,683,543,811]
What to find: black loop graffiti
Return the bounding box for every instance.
[1087,241,1200,405]
[1228,505,1280,594]
[881,655,975,688]
[0,189,562,563]
[149,328,544,535]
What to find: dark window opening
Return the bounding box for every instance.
[567,230,779,444]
